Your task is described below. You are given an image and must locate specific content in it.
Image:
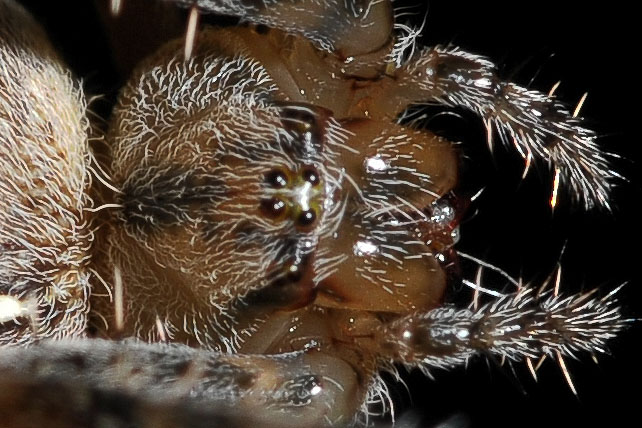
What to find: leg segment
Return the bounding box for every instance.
[375,284,628,372]
[0,339,364,426]
[378,46,617,210]
[165,0,393,56]
[0,0,93,346]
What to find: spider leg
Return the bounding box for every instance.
[0,339,364,427]
[0,376,241,428]
[378,46,618,210]
[374,283,629,376]
[164,0,393,56]
[0,0,93,346]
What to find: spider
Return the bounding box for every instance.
[0,0,633,427]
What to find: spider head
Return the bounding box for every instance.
[100,31,460,343]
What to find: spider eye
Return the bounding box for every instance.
[301,167,320,186]
[265,169,289,188]
[260,197,288,219]
[296,208,317,229]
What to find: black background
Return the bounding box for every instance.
[16,1,640,427]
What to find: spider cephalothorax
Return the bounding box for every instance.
[0,1,630,427]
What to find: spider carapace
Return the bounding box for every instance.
[0,1,628,426]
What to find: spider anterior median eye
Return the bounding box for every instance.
[265,169,288,188]
[260,197,287,219]
[297,209,317,227]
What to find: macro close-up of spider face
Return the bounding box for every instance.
[1,1,639,427]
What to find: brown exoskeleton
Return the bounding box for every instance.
[0,1,630,426]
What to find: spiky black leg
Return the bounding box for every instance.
[386,46,619,209]
[377,284,628,383]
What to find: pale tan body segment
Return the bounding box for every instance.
[0,1,627,427]
[0,0,92,346]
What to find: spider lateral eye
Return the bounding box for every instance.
[265,169,289,188]
[260,197,288,219]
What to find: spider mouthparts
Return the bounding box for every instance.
[245,256,317,311]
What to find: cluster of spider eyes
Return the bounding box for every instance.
[261,166,323,231]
